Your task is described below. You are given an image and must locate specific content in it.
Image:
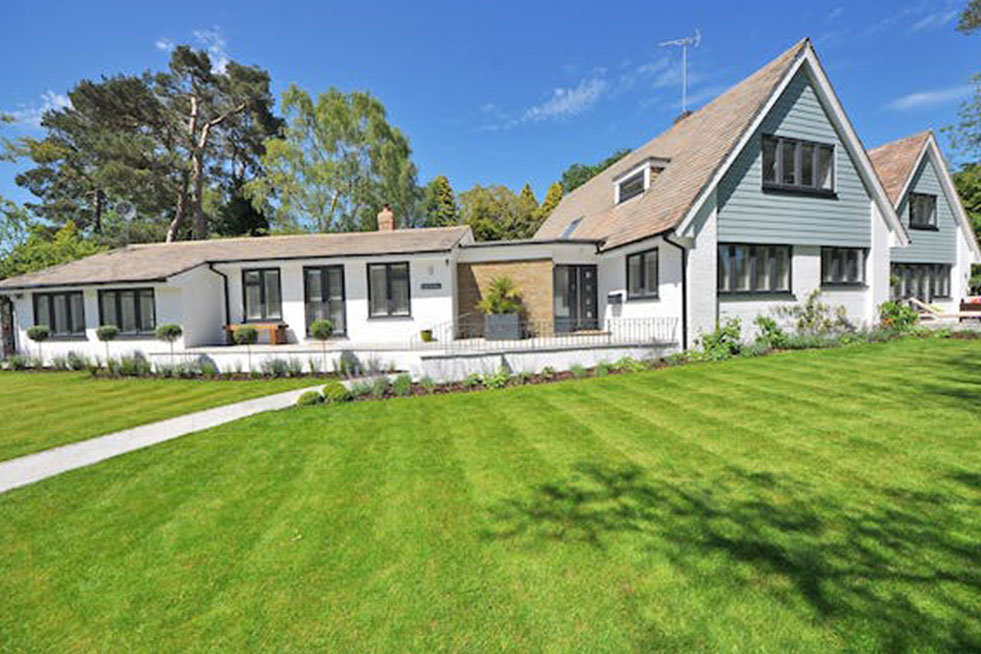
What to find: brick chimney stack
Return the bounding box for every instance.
[377,204,395,231]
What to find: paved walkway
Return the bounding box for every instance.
[0,385,323,495]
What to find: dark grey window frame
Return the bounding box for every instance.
[625,248,659,300]
[821,247,867,287]
[762,134,836,196]
[241,268,283,322]
[718,243,793,295]
[303,265,346,336]
[891,263,951,300]
[908,193,938,230]
[97,288,156,335]
[33,290,86,338]
[367,261,412,319]
[617,170,645,204]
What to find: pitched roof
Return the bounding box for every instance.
[868,131,932,205]
[0,226,472,290]
[535,39,809,250]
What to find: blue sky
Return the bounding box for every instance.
[1,0,977,209]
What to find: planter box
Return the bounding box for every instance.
[484,313,521,341]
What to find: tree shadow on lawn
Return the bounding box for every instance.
[483,461,981,651]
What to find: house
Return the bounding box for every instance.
[1,38,978,378]
[869,131,981,309]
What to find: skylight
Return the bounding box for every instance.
[560,217,583,239]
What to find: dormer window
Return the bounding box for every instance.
[613,159,666,205]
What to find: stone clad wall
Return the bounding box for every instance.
[456,259,554,335]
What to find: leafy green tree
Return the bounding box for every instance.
[958,0,981,34]
[538,182,563,223]
[0,221,104,281]
[246,85,419,233]
[422,175,459,227]
[457,184,543,241]
[953,163,981,291]
[559,148,631,193]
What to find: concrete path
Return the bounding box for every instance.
[0,385,323,495]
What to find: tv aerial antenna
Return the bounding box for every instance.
[658,28,701,114]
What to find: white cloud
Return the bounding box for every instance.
[909,8,959,32]
[6,90,72,127]
[522,77,608,122]
[886,84,972,111]
[192,26,230,73]
[154,37,174,52]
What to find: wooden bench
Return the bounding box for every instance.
[224,323,288,345]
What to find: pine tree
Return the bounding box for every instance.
[422,175,459,227]
[538,182,563,222]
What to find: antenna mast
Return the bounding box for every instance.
[658,28,701,114]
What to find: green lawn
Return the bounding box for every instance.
[0,372,320,461]
[1,339,979,652]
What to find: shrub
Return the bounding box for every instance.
[261,358,290,378]
[476,276,523,315]
[754,315,788,348]
[287,357,304,377]
[96,325,119,366]
[322,380,352,403]
[309,319,333,373]
[697,318,743,361]
[541,366,556,380]
[233,326,259,374]
[740,341,772,358]
[515,371,533,385]
[594,361,611,377]
[484,366,511,389]
[613,356,645,373]
[878,301,918,332]
[8,354,29,370]
[463,372,483,389]
[776,290,852,336]
[419,376,437,393]
[116,353,153,377]
[392,373,413,397]
[570,364,587,378]
[26,325,50,363]
[296,390,324,407]
[371,376,389,399]
[66,351,89,371]
[349,380,373,398]
[665,351,691,366]
[199,360,219,377]
[29,356,44,370]
[50,355,70,371]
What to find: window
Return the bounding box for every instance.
[626,249,659,299]
[909,193,937,229]
[821,247,866,286]
[617,170,645,204]
[718,244,791,294]
[762,135,834,193]
[242,269,282,321]
[560,217,583,240]
[367,262,410,317]
[304,266,346,335]
[33,291,85,337]
[891,263,950,301]
[98,289,156,334]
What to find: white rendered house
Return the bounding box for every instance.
[2,38,978,377]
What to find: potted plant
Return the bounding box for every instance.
[420,329,434,343]
[477,276,524,341]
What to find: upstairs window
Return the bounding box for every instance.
[617,170,645,204]
[821,247,866,286]
[34,291,85,337]
[626,249,659,299]
[908,193,937,229]
[762,135,834,194]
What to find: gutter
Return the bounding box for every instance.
[208,263,230,327]
[662,232,688,350]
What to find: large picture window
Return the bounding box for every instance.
[98,289,156,334]
[821,247,866,286]
[626,248,659,299]
[908,193,937,229]
[891,263,951,302]
[718,244,791,294]
[33,291,85,337]
[304,266,346,335]
[368,262,410,318]
[762,135,834,194]
[242,269,282,321]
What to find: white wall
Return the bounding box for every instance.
[598,235,683,345]
[686,191,719,348]
[214,254,456,346]
[172,266,226,347]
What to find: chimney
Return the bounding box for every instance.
[377,204,395,232]
[673,110,693,125]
